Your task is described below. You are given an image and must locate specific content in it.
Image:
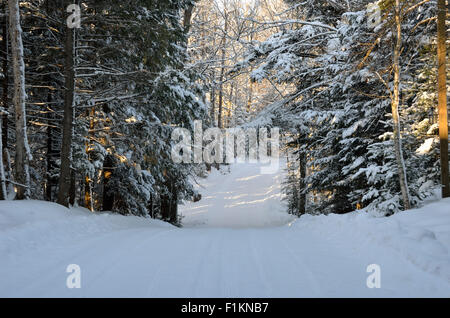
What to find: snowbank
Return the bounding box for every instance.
[0,200,172,261]
[291,198,450,283]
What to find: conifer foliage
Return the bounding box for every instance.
[0,0,205,224]
[240,0,449,216]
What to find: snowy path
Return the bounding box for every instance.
[1,163,450,297]
[179,162,293,228]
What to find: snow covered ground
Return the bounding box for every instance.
[1,162,450,297]
[179,162,294,228]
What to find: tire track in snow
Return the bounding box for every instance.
[83,228,179,295]
[277,234,322,296]
[143,229,216,297]
[5,227,176,297]
[248,230,273,297]
[191,230,224,297]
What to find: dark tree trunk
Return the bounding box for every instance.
[160,179,179,225]
[1,11,8,150]
[160,194,170,221]
[298,151,306,216]
[102,155,115,211]
[148,193,153,218]
[69,170,76,206]
[57,13,75,207]
[169,184,178,224]
[0,111,6,200]
[45,88,56,201]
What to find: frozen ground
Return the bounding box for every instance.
[0,162,450,297]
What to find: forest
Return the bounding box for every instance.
[0,0,448,224]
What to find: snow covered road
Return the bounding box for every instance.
[1,163,450,297]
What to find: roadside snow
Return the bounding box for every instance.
[0,200,171,261]
[291,200,450,284]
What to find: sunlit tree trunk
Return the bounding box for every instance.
[102,155,115,211]
[437,0,449,198]
[84,106,94,211]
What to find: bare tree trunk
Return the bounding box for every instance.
[57,18,75,207]
[217,11,228,129]
[210,70,216,125]
[9,0,31,200]
[247,74,254,113]
[392,1,411,210]
[227,82,234,127]
[247,21,255,113]
[437,0,449,198]
[183,3,194,33]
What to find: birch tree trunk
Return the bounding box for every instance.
[437,0,449,198]
[8,0,31,200]
[57,16,75,207]
[392,0,411,210]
